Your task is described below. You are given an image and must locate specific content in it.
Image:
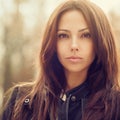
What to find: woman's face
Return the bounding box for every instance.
[56,10,95,75]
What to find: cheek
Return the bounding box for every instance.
[56,42,67,56]
[83,43,95,59]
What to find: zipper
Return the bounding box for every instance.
[65,94,71,120]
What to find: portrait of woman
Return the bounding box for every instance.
[1,0,120,120]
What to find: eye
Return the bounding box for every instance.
[81,32,91,39]
[57,33,69,39]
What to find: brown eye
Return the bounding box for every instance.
[57,33,69,39]
[81,32,91,39]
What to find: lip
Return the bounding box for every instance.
[66,56,83,62]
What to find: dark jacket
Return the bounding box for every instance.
[2,81,120,120]
[1,81,89,120]
[57,81,89,120]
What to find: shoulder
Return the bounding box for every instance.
[1,87,19,120]
[108,89,120,120]
[1,83,33,120]
[7,83,33,102]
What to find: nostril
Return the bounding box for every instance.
[71,47,79,51]
[70,40,79,51]
[76,48,79,51]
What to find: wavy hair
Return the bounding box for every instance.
[11,0,119,120]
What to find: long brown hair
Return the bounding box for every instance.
[11,0,119,120]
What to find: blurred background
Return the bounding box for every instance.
[0,0,120,109]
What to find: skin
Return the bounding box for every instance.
[56,10,95,91]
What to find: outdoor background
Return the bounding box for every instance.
[0,0,120,110]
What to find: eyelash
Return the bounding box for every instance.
[57,33,69,39]
[57,32,91,39]
[81,32,91,39]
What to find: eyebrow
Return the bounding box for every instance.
[57,27,89,32]
[78,28,89,32]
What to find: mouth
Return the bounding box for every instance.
[66,56,83,62]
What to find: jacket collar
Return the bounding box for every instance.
[60,81,90,102]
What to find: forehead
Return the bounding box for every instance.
[58,10,88,29]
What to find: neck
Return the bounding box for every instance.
[65,70,87,91]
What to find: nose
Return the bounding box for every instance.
[71,38,79,52]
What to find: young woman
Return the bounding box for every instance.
[2,0,120,120]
